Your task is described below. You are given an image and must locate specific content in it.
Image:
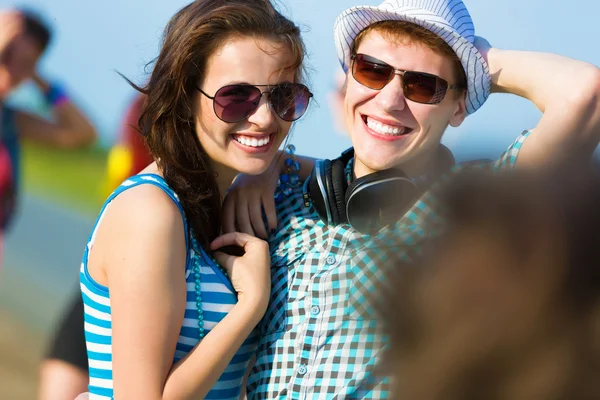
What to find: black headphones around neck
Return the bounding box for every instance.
[303,147,454,233]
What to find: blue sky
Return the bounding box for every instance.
[4,0,599,160]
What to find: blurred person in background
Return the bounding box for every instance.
[0,7,97,260]
[0,7,97,400]
[377,165,600,400]
[0,141,14,260]
[39,292,89,400]
[39,92,152,400]
[102,93,152,197]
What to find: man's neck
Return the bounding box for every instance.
[353,145,453,181]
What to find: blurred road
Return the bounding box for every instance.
[0,195,94,333]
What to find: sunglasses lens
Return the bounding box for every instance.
[352,54,392,90]
[352,54,451,104]
[214,85,262,122]
[403,72,446,104]
[270,83,311,121]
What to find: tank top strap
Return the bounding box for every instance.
[90,173,190,251]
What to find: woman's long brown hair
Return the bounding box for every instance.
[131,0,305,247]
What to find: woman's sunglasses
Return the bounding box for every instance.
[351,53,464,104]
[197,82,313,123]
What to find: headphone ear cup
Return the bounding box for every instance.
[329,159,349,225]
[308,159,333,224]
[345,169,419,232]
[344,173,372,225]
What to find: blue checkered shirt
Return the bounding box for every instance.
[247,132,530,399]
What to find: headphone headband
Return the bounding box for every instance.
[305,146,455,233]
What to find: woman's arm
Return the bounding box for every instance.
[91,185,268,400]
[482,39,600,165]
[15,75,97,148]
[165,232,270,400]
[164,297,262,399]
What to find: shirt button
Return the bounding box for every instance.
[326,255,336,265]
[310,305,320,315]
[297,364,307,375]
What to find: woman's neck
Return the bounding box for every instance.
[212,161,239,200]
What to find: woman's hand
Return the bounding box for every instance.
[222,150,316,239]
[210,232,271,315]
[222,169,279,239]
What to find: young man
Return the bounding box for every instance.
[244,0,600,398]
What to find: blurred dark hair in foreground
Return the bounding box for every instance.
[378,163,600,400]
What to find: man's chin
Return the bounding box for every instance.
[361,151,414,170]
[368,163,398,173]
[354,157,401,177]
[355,143,418,170]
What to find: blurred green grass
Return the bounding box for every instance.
[21,142,108,216]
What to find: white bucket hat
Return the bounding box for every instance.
[334,0,490,114]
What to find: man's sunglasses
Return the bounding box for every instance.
[197,82,313,123]
[351,53,464,104]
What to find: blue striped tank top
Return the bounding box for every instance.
[80,174,258,400]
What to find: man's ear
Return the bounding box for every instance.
[449,93,467,128]
[342,72,349,95]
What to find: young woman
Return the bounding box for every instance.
[79,1,312,399]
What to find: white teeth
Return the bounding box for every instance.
[366,117,407,136]
[234,135,271,147]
